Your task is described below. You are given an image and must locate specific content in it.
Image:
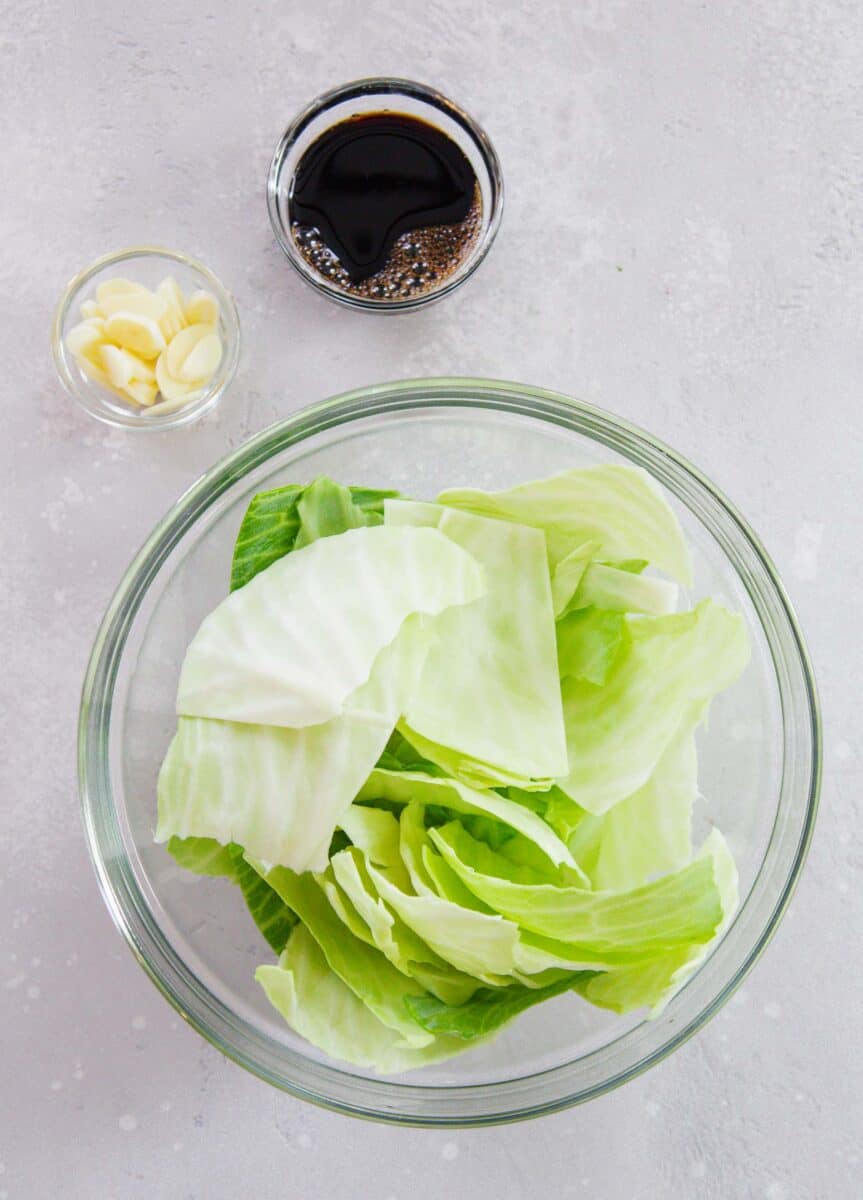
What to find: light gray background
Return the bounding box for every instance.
[1,1,860,1197]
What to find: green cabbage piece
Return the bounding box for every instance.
[575,828,739,1014]
[337,804,405,875]
[166,835,238,878]
[573,562,679,616]
[550,542,597,617]
[230,847,298,953]
[404,971,598,1041]
[386,501,568,788]
[255,863,434,1047]
[328,848,480,1005]
[570,730,697,891]
[230,477,398,591]
[256,926,477,1073]
[558,600,750,814]
[156,622,432,872]
[438,464,693,583]
[165,837,296,953]
[356,843,521,981]
[556,607,626,686]
[356,767,579,872]
[177,524,485,729]
[429,820,732,956]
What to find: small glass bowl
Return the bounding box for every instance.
[52,247,241,431]
[268,78,504,312]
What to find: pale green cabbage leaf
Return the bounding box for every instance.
[558,600,750,814]
[256,926,479,1073]
[386,501,568,787]
[177,524,484,728]
[438,464,693,583]
[157,621,431,872]
[356,767,579,872]
[429,820,732,956]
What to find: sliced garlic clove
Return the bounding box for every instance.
[185,290,219,326]
[156,350,199,402]
[95,278,151,307]
[99,289,167,322]
[80,299,102,320]
[99,344,157,388]
[165,322,215,379]
[123,379,159,407]
[145,389,202,417]
[179,332,222,383]
[103,312,167,359]
[156,277,188,340]
[65,318,106,357]
[77,353,111,386]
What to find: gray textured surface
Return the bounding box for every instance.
[1,1,861,1196]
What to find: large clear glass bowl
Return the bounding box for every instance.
[78,378,820,1125]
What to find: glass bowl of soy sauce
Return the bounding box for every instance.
[268,78,504,312]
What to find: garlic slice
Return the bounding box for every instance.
[185,290,219,326]
[103,312,167,359]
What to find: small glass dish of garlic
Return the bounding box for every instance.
[52,248,240,430]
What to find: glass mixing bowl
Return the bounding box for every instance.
[78,378,820,1125]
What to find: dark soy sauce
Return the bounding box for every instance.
[289,112,481,300]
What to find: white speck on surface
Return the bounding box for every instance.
[118,1114,137,1133]
[42,476,85,533]
[50,1079,63,1091]
[4,974,25,990]
[764,1001,782,1020]
[838,879,849,895]
[296,1133,312,1149]
[441,1142,459,1161]
[645,1100,660,1117]
[173,1141,183,1152]
[765,1183,788,1200]
[791,521,823,580]
[835,740,852,761]
[30,956,41,968]
[691,1160,707,1180]
[160,1099,171,1112]
[131,1015,147,1031]
[27,985,40,1000]
[72,1067,84,1080]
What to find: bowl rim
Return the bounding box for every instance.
[51,245,241,432]
[78,377,821,1125]
[267,77,505,313]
